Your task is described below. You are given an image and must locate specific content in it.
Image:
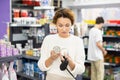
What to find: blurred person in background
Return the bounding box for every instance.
[87,16,107,80]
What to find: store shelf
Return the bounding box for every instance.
[104,62,117,66]
[104,24,120,27]
[34,6,55,10]
[85,60,119,67]
[17,72,41,80]
[0,55,22,63]
[10,23,42,27]
[103,35,120,38]
[82,76,90,80]
[88,24,120,28]
[84,47,120,54]
[22,55,40,61]
[69,1,120,9]
[106,48,120,51]
[12,3,34,9]
[83,35,120,38]
[0,54,39,63]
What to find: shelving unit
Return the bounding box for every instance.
[9,23,48,79]
[103,35,120,38]
[84,28,120,79]
[17,55,41,80]
[85,60,119,67]
[9,23,50,48]
[12,3,34,9]
[10,1,53,80]
[69,1,120,9]
[0,54,44,80]
[10,23,42,27]
[17,71,41,80]
[34,6,55,10]
[68,2,120,80]
[22,54,40,61]
[83,24,120,62]
[0,55,22,63]
[0,54,40,63]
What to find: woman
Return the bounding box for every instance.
[38,8,85,80]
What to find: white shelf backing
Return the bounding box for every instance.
[69,1,120,9]
[34,6,55,10]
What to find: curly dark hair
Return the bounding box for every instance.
[96,17,104,24]
[52,8,75,26]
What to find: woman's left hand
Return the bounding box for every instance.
[60,54,75,70]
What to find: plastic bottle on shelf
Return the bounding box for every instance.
[40,0,51,6]
[8,62,17,80]
[1,63,9,80]
[29,63,34,77]
[12,45,19,56]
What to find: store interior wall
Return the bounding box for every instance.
[62,0,120,23]
[62,0,74,8]
[62,0,120,8]
[0,0,10,39]
[0,0,120,39]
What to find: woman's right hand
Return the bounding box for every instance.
[50,50,60,61]
[45,50,60,67]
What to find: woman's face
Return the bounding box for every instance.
[56,17,72,38]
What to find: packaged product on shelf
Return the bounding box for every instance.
[36,48,41,57]
[8,62,17,80]
[28,39,33,49]
[83,37,88,47]
[49,24,57,34]
[44,10,54,21]
[24,63,30,75]
[80,21,88,37]
[14,60,23,72]
[26,49,33,56]
[16,44,22,54]
[6,44,12,57]
[114,73,120,80]
[40,0,51,6]
[33,48,38,57]
[37,28,45,43]
[115,56,120,64]
[0,68,3,80]
[25,42,33,56]
[28,11,34,17]
[33,61,44,79]
[0,43,6,57]
[73,22,88,37]
[12,45,19,56]
[1,63,9,80]
[20,10,28,17]
[14,17,37,25]
[39,72,45,80]
[34,0,40,6]
[29,63,34,77]
[13,9,20,18]
[74,23,79,36]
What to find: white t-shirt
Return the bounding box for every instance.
[38,34,85,79]
[87,27,104,61]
